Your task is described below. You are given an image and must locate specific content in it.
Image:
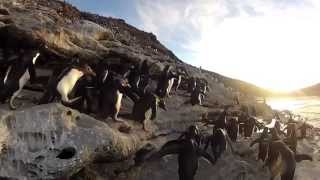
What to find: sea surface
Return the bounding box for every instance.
[267,96,320,127]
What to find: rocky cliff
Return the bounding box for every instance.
[0,0,273,179]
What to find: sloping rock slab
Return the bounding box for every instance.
[0,103,143,179]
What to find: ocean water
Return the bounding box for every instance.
[267,96,320,127]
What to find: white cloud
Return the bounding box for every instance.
[136,0,320,91]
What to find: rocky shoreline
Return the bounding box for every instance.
[0,0,319,180]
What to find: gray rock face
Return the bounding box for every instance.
[0,103,144,179]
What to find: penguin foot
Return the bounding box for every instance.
[16,95,27,100]
[10,101,23,110]
[143,125,150,132]
[113,118,124,123]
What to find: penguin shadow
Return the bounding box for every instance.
[179,91,191,98]
[96,113,143,134]
[118,112,154,133]
[119,112,133,120]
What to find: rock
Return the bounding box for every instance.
[0,16,13,24]
[0,8,10,15]
[0,103,145,179]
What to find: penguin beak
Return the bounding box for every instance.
[89,70,96,77]
[91,71,97,77]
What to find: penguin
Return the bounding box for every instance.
[0,49,40,109]
[148,138,216,180]
[156,65,175,97]
[285,121,297,137]
[244,116,256,138]
[197,78,209,95]
[238,113,247,137]
[215,108,228,130]
[126,64,140,90]
[38,65,72,104]
[172,67,188,92]
[284,127,298,154]
[39,63,96,105]
[226,117,238,142]
[178,125,202,146]
[132,92,166,131]
[265,139,296,180]
[265,128,312,180]
[56,63,96,105]
[99,72,137,122]
[95,60,109,89]
[250,127,270,162]
[187,77,197,93]
[190,85,205,106]
[298,122,313,139]
[136,60,151,94]
[204,127,227,160]
[71,74,98,114]
[172,73,182,92]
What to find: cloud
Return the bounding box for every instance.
[136,0,320,91]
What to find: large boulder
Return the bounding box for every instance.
[0,103,145,179]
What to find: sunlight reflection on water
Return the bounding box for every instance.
[267,96,320,127]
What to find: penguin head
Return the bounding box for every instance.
[118,78,129,87]
[82,64,96,77]
[32,52,40,65]
[270,128,280,140]
[187,125,200,139]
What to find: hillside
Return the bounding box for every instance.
[0,0,276,179]
[297,83,320,96]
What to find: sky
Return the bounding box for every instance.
[67,0,320,92]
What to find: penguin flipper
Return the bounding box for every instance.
[225,134,236,154]
[198,149,216,165]
[295,154,313,162]
[9,95,18,110]
[150,99,158,120]
[65,96,82,104]
[150,140,182,160]
[9,89,23,110]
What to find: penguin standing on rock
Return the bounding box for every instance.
[156,65,175,98]
[265,128,312,180]
[0,49,40,109]
[57,63,96,105]
[187,77,197,93]
[99,72,137,122]
[132,92,166,131]
[226,117,238,142]
[250,127,270,162]
[190,85,205,106]
[39,60,96,105]
[204,127,228,160]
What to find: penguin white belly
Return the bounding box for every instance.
[115,91,123,111]
[20,69,31,87]
[56,69,84,102]
[3,66,12,84]
[166,78,175,95]
[9,69,31,109]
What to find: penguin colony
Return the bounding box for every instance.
[0,44,314,180]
